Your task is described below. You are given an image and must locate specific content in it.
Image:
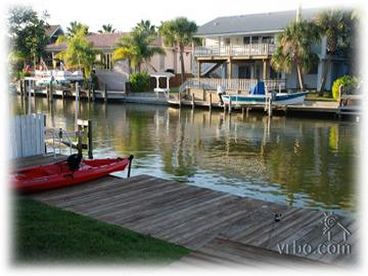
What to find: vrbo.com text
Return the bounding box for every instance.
[277,240,351,255]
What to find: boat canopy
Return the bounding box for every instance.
[249,81,265,95]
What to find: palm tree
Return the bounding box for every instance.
[271,20,320,90]
[66,21,88,37]
[134,20,156,37]
[112,22,164,73]
[56,26,96,79]
[159,17,198,84]
[315,10,354,92]
[98,24,116,33]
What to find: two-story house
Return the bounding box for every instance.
[192,8,350,91]
[44,29,192,91]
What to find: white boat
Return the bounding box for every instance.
[220,81,308,106]
[34,69,84,86]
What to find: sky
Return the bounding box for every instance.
[2,0,363,32]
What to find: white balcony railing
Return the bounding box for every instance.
[194,43,275,57]
[180,78,285,93]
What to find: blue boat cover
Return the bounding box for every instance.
[249,81,265,95]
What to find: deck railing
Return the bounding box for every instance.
[180,78,285,93]
[194,43,276,57]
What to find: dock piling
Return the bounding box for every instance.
[104,84,108,102]
[191,93,195,109]
[87,119,93,159]
[127,154,134,178]
[209,93,212,111]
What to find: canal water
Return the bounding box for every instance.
[13,96,358,215]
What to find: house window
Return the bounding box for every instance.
[224,38,230,45]
[270,66,281,79]
[308,60,319,75]
[262,36,274,44]
[243,36,250,44]
[251,36,259,44]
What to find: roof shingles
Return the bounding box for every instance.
[196,8,322,36]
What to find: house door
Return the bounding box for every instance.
[239,64,252,78]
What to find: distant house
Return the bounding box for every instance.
[193,8,350,90]
[45,25,64,44]
[44,28,192,91]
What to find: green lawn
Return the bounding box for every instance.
[13,197,190,264]
[305,91,335,102]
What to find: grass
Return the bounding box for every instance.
[13,197,190,265]
[305,90,336,102]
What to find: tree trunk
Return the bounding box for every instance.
[33,53,37,69]
[318,57,331,95]
[179,45,185,85]
[296,64,304,91]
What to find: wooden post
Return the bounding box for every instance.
[27,80,31,115]
[49,79,54,102]
[228,97,232,114]
[197,60,201,80]
[87,119,93,159]
[127,155,134,178]
[104,84,108,102]
[192,93,195,109]
[88,87,91,102]
[268,96,272,117]
[92,83,95,101]
[20,80,24,96]
[77,124,83,156]
[209,93,212,111]
[24,80,27,98]
[44,114,47,154]
[75,82,79,130]
[178,91,182,108]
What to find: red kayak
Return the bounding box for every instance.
[12,157,131,193]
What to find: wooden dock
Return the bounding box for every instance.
[17,155,357,267]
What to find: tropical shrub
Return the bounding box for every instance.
[331,75,358,100]
[129,72,150,92]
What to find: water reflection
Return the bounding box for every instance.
[12,96,358,214]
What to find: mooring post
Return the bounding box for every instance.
[88,87,91,102]
[49,78,54,102]
[104,84,108,102]
[191,93,195,109]
[178,91,182,108]
[75,82,80,130]
[127,154,134,178]
[209,93,212,111]
[92,82,95,102]
[268,96,273,117]
[43,114,47,154]
[77,124,83,156]
[228,97,232,114]
[20,79,24,96]
[27,80,31,115]
[87,119,93,159]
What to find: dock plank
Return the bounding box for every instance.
[22,155,356,266]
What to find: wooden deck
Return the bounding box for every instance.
[16,155,357,267]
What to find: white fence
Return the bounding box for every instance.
[10,113,45,159]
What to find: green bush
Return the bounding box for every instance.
[129,72,150,92]
[331,75,358,101]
